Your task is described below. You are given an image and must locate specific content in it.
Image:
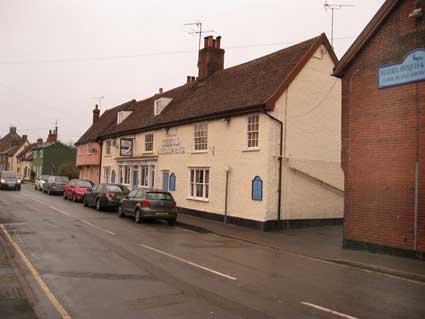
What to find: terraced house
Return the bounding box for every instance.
[79,34,344,230]
[0,127,29,172]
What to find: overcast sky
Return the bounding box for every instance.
[0,0,385,144]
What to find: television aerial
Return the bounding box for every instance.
[324,1,355,47]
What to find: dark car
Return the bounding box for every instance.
[83,184,129,211]
[64,179,93,202]
[0,171,21,191]
[43,176,69,195]
[118,189,177,225]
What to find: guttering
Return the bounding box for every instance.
[262,111,283,229]
[99,104,265,141]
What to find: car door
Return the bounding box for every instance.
[87,184,99,205]
[129,190,144,214]
[122,190,137,213]
[65,180,73,197]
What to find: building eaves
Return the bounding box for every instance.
[333,0,400,77]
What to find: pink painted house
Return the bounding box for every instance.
[75,106,102,184]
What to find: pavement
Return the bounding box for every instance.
[0,228,37,319]
[176,214,425,283]
[0,183,424,319]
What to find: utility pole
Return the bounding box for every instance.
[184,22,214,51]
[324,1,355,47]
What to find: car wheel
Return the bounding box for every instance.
[167,219,176,226]
[135,210,143,224]
[72,194,76,202]
[63,192,67,199]
[83,197,88,207]
[118,206,125,218]
[95,199,102,211]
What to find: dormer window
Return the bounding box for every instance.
[117,111,132,125]
[154,97,172,116]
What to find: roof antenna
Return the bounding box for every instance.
[324,1,355,47]
[90,96,104,109]
[184,21,215,51]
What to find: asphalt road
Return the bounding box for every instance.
[0,184,424,319]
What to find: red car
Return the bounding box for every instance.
[64,179,94,202]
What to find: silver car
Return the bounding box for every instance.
[43,176,69,195]
[35,175,50,191]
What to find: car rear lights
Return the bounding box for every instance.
[51,182,56,187]
[172,201,177,208]
[106,193,114,199]
[140,200,150,207]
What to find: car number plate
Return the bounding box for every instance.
[155,212,168,216]
[116,195,124,199]
[8,184,15,187]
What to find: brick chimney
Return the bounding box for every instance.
[37,138,43,145]
[47,130,57,143]
[93,104,100,125]
[198,35,225,79]
[21,135,28,142]
[9,126,17,134]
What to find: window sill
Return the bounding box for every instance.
[104,154,111,157]
[191,150,208,154]
[187,197,209,203]
[242,148,260,152]
[143,151,154,155]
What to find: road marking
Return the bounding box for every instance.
[49,206,71,216]
[80,220,116,236]
[0,224,72,319]
[301,302,358,319]
[139,243,237,281]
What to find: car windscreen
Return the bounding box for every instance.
[147,192,174,201]
[77,181,92,188]
[1,172,17,178]
[55,176,69,183]
[105,185,124,193]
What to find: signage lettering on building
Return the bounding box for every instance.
[159,129,185,155]
[378,49,425,89]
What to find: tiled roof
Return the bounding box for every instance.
[75,99,137,145]
[33,141,75,150]
[0,132,21,153]
[17,143,37,160]
[101,34,336,138]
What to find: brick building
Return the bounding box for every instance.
[334,0,425,258]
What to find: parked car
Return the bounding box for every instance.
[35,175,50,191]
[64,179,93,202]
[43,176,69,195]
[118,189,177,225]
[0,171,21,191]
[83,184,129,211]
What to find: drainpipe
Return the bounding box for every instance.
[263,111,284,230]
[224,165,231,224]
[98,141,103,184]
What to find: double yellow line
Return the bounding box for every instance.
[0,224,72,319]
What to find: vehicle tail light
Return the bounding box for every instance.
[172,201,177,208]
[140,200,150,207]
[52,182,56,187]
[106,193,114,199]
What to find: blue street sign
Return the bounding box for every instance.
[378,49,425,89]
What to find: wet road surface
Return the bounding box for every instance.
[0,184,424,319]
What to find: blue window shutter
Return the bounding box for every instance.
[162,171,169,191]
[252,176,263,201]
[169,173,176,191]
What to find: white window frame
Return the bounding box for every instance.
[193,122,208,152]
[144,133,154,153]
[140,164,155,188]
[104,167,111,183]
[188,167,209,201]
[246,114,260,150]
[105,140,112,156]
[87,143,93,155]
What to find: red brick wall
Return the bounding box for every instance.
[341,0,425,252]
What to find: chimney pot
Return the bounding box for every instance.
[37,138,43,145]
[22,135,28,142]
[92,104,100,125]
[198,35,225,79]
[9,126,17,134]
[159,88,163,94]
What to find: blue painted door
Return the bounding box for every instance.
[162,171,169,192]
